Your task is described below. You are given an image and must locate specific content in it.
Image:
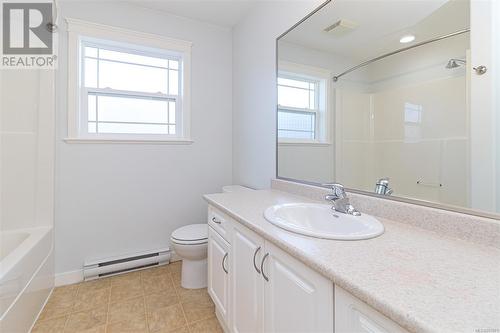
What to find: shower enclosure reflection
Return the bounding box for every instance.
[277,0,499,216]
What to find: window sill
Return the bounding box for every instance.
[63,137,194,145]
[278,141,331,147]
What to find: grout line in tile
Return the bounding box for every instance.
[105,279,112,333]
[62,315,70,333]
[61,283,80,332]
[171,272,191,333]
[140,270,151,333]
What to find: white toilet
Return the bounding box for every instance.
[171,186,251,289]
[171,224,208,289]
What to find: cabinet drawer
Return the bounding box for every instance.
[335,286,409,333]
[208,206,231,242]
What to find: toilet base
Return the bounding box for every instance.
[181,258,207,289]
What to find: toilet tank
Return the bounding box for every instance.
[222,185,253,193]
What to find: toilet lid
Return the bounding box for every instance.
[171,224,208,242]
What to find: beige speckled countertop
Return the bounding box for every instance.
[203,189,500,333]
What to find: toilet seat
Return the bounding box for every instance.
[171,238,208,245]
[171,224,208,245]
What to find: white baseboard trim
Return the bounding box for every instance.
[55,254,182,287]
[55,269,83,287]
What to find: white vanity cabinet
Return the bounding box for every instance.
[230,223,265,333]
[208,206,333,333]
[262,241,334,332]
[207,227,230,327]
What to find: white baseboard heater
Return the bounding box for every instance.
[83,248,170,281]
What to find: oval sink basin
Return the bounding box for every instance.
[264,203,384,240]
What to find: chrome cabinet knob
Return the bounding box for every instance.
[473,65,487,75]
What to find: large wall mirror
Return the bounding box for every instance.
[277,0,500,218]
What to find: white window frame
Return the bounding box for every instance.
[66,18,192,144]
[278,61,332,145]
[278,74,320,141]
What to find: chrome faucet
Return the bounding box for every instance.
[323,183,361,216]
[374,177,393,196]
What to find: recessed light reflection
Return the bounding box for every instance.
[399,35,416,43]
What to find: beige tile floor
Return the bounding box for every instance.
[32,261,222,333]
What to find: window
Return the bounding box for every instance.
[82,42,180,136]
[277,63,330,144]
[404,102,423,142]
[278,76,319,140]
[67,19,192,143]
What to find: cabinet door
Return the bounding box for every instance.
[335,286,409,333]
[231,223,265,333]
[208,227,230,326]
[263,242,333,333]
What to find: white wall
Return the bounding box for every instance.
[232,0,324,189]
[55,2,233,275]
[278,143,334,183]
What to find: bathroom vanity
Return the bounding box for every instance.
[204,183,500,333]
[207,205,334,333]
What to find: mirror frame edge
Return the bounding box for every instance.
[274,0,500,221]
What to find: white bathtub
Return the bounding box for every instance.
[0,227,54,332]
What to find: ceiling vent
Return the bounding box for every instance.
[323,19,358,36]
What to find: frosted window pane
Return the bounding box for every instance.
[278,111,314,131]
[278,85,310,109]
[168,70,179,95]
[88,95,97,121]
[85,47,97,57]
[84,58,97,88]
[168,102,176,124]
[278,130,314,140]
[404,102,422,123]
[168,125,176,134]
[98,123,168,134]
[88,122,97,133]
[98,60,168,93]
[96,95,169,124]
[99,49,168,68]
[278,110,315,140]
[169,60,179,69]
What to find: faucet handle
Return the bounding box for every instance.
[322,183,347,198]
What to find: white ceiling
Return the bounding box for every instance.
[280,0,470,61]
[122,0,257,27]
